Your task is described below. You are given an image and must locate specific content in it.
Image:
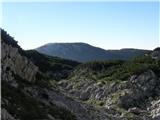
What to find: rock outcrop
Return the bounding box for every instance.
[1,41,39,82]
[151,47,160,60]
[150,98,160,120]
[120,70,159,109]
[59,63,160,119]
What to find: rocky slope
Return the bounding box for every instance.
[58,49,160,120]
[1,29,160,120]
[36,42,149,62]
[1,29,76,120]
[1,29,113,120]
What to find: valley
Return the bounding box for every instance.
[1,29,160,120]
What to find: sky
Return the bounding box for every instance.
[1,1,160,50]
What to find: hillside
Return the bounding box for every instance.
[25,50,80,80]
[59,50,160,120]
[36,43,149,62]
[1,29,104,120]
[2,29,160,120]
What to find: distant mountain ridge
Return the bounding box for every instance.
[36,42,150,62]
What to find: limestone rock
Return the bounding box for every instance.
[1,41,39,82]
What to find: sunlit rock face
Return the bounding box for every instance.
[150,99,160,120]
[1,40,39,82]
[120,70,159,109]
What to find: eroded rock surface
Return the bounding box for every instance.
[1,41,39,82]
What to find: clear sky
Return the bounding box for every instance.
[2,1,160,50]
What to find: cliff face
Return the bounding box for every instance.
[1,40,39,82]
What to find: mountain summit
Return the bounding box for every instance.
[36,43,149,62]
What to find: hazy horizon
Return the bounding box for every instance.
[2,1,159,50]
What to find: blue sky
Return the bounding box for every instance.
[2,1,159,50]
